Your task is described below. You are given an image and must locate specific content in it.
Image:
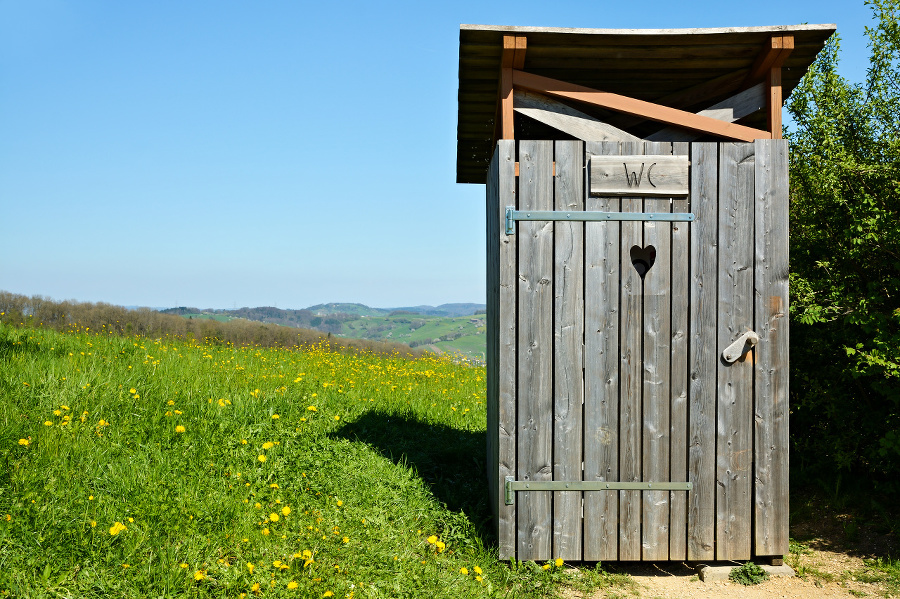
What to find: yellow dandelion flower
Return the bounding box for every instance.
[476,575,483,582]
[258,455,266,463]
[43,421,53,426]
[336,500,343,506]
[90,520,96,527]
[323,592,333,598]
[281,506,290,516]
[269,513,280,522]
[251,582,260,593]
[426,535,437,544]
[109,521,127,535]
[342,536,349,543]
[270,483,279,489]
[247,562,255,574]
[4,514,11,522]
[262,442,274,450]
[175,425,186,433]
[53,410,62,416]
[542,564,550,570]
[271,414,280,419]
[174,410,182,415]
[334,415,340,421]
[167,400,174,405]
[194,570,205,581]
[307,406,317,411]
[555,558,563,567]
[180,563,188,569]
[130,388,136,394]
[261,527,270,536]
[254,502,262,509]
[460,567,469,575]
[17,439,29,446]
[435,541,445,552]
[474,566,483,575]
[287,580,298,589]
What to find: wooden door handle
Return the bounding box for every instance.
[722,330,759,363]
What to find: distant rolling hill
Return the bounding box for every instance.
[160,302,487,360]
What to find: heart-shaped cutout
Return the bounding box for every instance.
[630,245,656,279]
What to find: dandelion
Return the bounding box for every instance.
[476,575,483,582]
[167,399,174,405]
[435,541,445,552]
[194,570,206,581]
[258,455,266,463]
[130,388,137,394]
[281,506,291,516]
[261,528,270,536]
[90,520,96,527]
[336,500,343,506]
[307,406,317,412]
[555,558,563,567]
[4,514,11,522]
[269,513,280,522]
[262,442,274,450]
[43,421,53,426]
[474,566,483,575]
[323,592,333,598]
[334,415,340,421]
[180,563,188,569]
[109,521,127,535]
[251,582,261,593]
[247,562,255,574]
[342,537,349,543]
[17,439,29,446]
[426,535,437,544]
[287,581,298,589]
[53,409,62,416]
[542,564,550,570]
[175,425,186,433]
[270,483,279,489]
[271,414,280,419]
[460,567,469,575]
[254,502,262,509]
[174,410,182,415]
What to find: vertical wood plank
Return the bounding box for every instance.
[618,139,644,561]
[753,139,790,557]
[496,140,518,559]
[716,142,755,561]
[553,140,584,561]
[584,141,620,561]
[486,146,500,540]
[687,142,718,561]
[517,140,554,561]
[641,141,672,560]
[669,141,691,560]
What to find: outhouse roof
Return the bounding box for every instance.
[457,23,836,184]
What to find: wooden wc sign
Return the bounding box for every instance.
[590,154,689,196]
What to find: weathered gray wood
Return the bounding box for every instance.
[553,140,585,561]
[486,145,500,541]
[646,83,767,142]
[641,141,672,560]
[584,141,621,561]
[618,140,644,560]
[582,142,619,559]
[517,140,554,561]
[669,142,691,561]
[496,140,518,560]
[687,142,718,561]
[753,139,790,557]
[716,142,755,560]
[590,155,689,196]
[514,90,641,142]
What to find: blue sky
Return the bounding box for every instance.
[0,0,870,309]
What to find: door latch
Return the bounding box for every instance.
[722,330,759,363]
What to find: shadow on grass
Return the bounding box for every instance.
[331,411,492,535]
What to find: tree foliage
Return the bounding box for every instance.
[786,0,900,486]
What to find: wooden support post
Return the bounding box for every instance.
[498,35,527,142]
[744,35,793,138]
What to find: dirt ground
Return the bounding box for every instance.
[564,496,897,599]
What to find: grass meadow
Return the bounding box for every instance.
[0,321,619,598]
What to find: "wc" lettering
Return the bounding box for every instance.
[622,162,658,188]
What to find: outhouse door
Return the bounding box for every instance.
[486,139,789,563]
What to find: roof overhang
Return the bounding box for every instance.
[457,23,836,184]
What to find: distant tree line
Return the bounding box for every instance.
[0,292,422,357]
[160,306,357,335]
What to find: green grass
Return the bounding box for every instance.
[0,322,613,598]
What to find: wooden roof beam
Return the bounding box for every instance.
[744,35,794,86]
[512,70,770,142]
[513,90,641,142]
[646,82,766,142]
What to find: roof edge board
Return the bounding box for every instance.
[460,23,837,36]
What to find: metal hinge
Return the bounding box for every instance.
[504,476,692,505]
[505,206,695,235]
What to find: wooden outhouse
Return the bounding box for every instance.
[457,24,835,562]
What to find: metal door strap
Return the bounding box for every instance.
[505,207,695,235]
[504,477,693,505]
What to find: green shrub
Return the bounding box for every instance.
[729,562,770,586]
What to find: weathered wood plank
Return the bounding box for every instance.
[496,140,518,559]
[584,141,621,561]
[646,83,767,142]
[641,141,672,560]
[517,140,555,561]
[716,142,755,561]
[590,154,689,196]
[486,144,500,541]
[618,139,644,561]
[514,90,641,142]
[553,140,585,561]
[753,139,790,557]
[669,141,691,560]
[687,142,718,561]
